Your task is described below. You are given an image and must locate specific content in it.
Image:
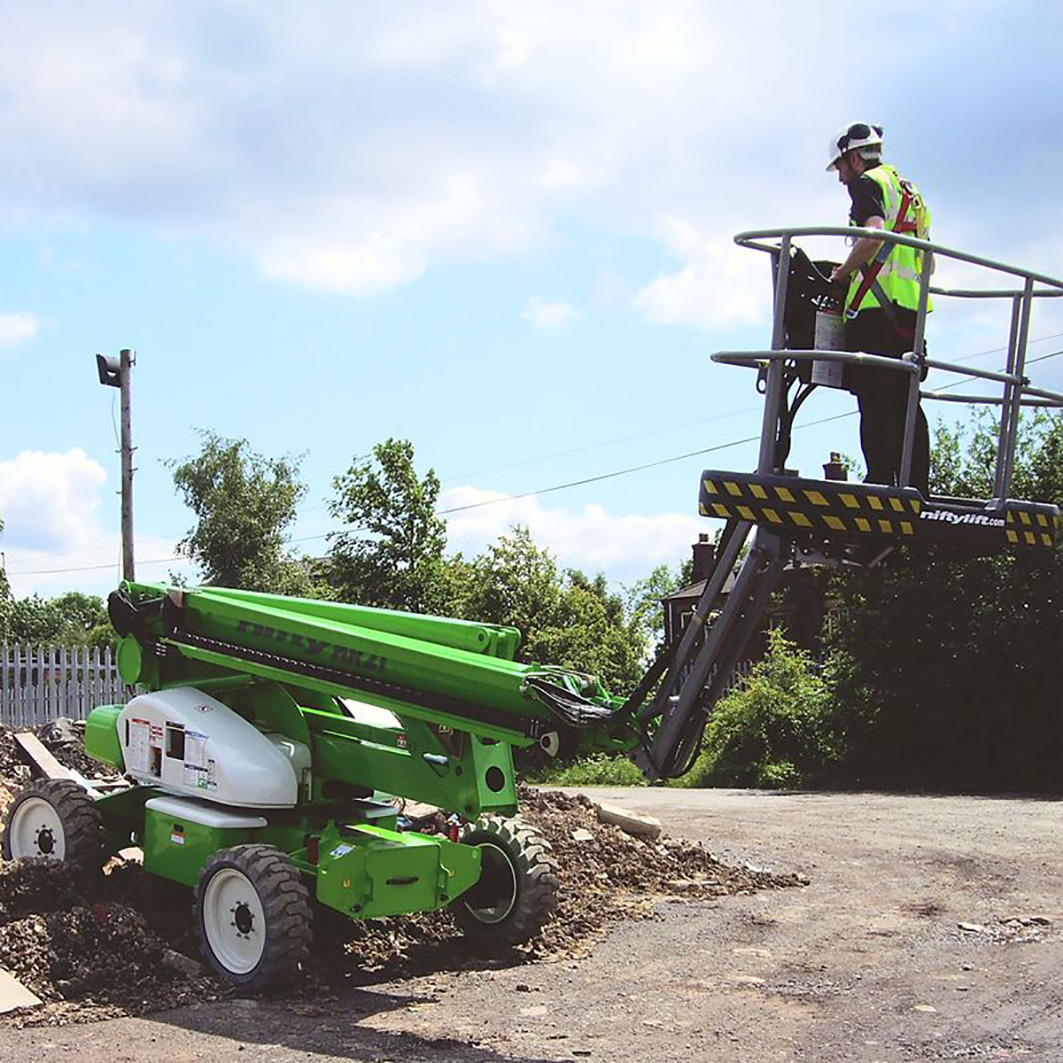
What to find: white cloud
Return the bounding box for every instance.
[257,234,427,297]
[0,4,881,300]
[522,296,580,329]
[35,246,82,273]
[442,485,704,582]
[0,449,107,554]
[0,312,40,348]
[0,450,196,598]
[632,219,768,331]
[0,3,1053,301]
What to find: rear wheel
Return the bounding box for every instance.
[451,816,559,946]
[194,844,311,989]
[2,779,104,869]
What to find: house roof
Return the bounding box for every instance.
[661,569,738,603]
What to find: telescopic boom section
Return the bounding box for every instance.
[108,582,638,756]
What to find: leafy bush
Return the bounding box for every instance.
[676,629,839,789]
[824,549,1063,792]
[524,752,647,787]
[821,411,1063,793]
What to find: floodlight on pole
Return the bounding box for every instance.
[96,349,136,582]
[96,353,121,388]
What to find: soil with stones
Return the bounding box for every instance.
[4,787,1058,1063]
[0,725,800,1027]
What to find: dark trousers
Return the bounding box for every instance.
[845,308,930,496]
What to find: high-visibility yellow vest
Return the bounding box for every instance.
[847,163,932,316]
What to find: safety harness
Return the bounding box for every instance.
[847,178,921,339]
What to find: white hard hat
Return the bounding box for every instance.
[827,122,884,171]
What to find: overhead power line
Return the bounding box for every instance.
[8,341,1063,578]
[438,412,860,516]
[8,556,183,577]
[6,412,851,575]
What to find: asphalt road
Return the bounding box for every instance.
[3,787,1060,1063]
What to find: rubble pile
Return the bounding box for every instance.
[519,787,802,949]
[0,732,31,800]
[0,723,802,1025]
[35,719,120,782]
[0,722,121,815]
[0,861,217,1024]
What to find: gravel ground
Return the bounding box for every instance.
[2,727,1059,1062]
[1,786,1058,1063]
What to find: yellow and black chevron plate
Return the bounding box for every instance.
[698,470,1060,551]
[1004,505,1059,548]
[698,471,922,539]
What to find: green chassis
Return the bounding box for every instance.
[85,581,639,921]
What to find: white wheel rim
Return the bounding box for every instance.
[8,797,66,860]
[464,841,518,925]
[202,868,267,975]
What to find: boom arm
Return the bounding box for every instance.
[109,581,639,759]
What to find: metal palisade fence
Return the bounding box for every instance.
[0,644,133,728]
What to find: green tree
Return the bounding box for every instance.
[171,431,310,593]
[825,410,1063,792]
[9,594,66,643]
[931,408,1063,500]
[622,561,691,659]
[327,439,448,613]
[527,570,644,694]
[454,526,562,636]
[7,592,113,648]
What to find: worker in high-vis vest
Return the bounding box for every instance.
[827,122,931,495]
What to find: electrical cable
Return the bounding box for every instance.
[9,556,182,576]
[8,343,1063,578]
[436,411,856,516]
[2,415,830,575]
[438,405,763,485]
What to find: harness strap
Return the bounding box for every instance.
[848,186,915,317]
[862,278,915,343]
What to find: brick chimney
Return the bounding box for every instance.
[692,533,715,583]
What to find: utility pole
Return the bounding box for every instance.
[96,348,136,582]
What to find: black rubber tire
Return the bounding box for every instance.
[451,815,559,946]
[194,844,312,989]
[1,778,105,869]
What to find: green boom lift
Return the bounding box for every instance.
[4,227,1061,987]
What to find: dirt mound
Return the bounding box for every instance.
[0,861,220,1024]
[0,721,121,812]
[0,731,32,796]
[0,729,803,1026]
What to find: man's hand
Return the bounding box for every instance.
[832,215,885,287]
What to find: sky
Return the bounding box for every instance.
[2,0,1063,601]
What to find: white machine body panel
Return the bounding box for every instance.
[144,795,269,829]
[118,686,299,807]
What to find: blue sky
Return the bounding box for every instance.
[2,1,1063,600]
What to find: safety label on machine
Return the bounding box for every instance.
[184,730,209,768]
[182,758,218,791]
[127,718,162,772]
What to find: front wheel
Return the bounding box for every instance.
[451,816,559,946]
[2,779,104,869]
[194,844,311,989]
